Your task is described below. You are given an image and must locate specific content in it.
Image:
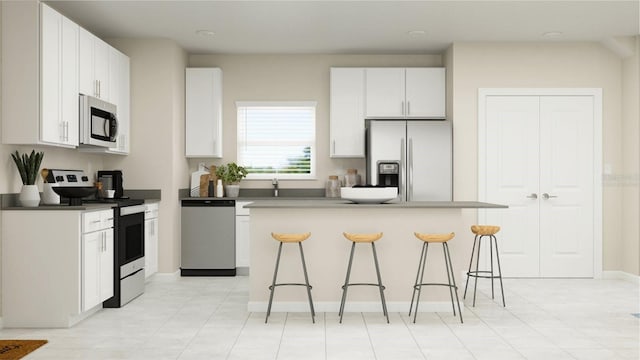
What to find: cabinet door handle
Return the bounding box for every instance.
[332,140,335,155]
[526,193,538,199]
[407,101,411,116]
[401,101,405,116]
[542,193,558,200]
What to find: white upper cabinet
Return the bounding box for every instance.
[405,68,445,118]
[329,68,366,158]
[185,68,223,158]
[365,67,445,119]
[1,2,78,147]
[107,48,131,154]
[78,32,131,155]
[79,28,111,101]
[365,68,406,118]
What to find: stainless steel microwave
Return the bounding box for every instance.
[79,94,118,148]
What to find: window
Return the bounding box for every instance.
[237,101,316,179]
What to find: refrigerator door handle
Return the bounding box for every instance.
[408,137,413,201]
[400,138,406,201]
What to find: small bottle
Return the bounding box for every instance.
[216,179,224,198]
[207,179,214,197]
[325,175,340,198]
[344,168,361,188]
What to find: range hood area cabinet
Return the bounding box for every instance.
[185,68,223,158]
[365,67,445,119]
[1,2,79,147]
[79,38,131,155]
[330,68,366,158]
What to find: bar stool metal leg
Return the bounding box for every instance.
[298,242,316,322]
[492,235,506,307]
[490,234,495,300]
[442,243,456,316]
[409,242,428,317]
[371,242,390,324]
[339,242,356,323]
[463,234,478,299]
[266,242,284,323]
[411,242,429,323]
[472,235,483,306]
[444,242,463,323]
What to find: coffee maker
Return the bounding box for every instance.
[97,170,124,199]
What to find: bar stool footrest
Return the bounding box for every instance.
[269,283,313,290]
[342,283,386,290]
[467,271,502,280]
[414,283,458,290]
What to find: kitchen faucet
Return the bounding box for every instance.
[272,178,279,197]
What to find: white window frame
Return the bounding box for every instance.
[236,101,317,180]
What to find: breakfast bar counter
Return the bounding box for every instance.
[246,200,506,314]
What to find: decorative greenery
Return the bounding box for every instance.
[11,150,44,185]
[215,162,248,184]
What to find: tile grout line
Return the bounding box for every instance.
[436,310,479,360]
[274,312,289,360]
[399,311,429,360]
[361,312,379,360]
[324,312,328,360]
[175,278,235,359]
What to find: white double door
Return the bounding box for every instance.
[481,93,599,278]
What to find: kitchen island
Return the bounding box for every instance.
[245,200,506,313]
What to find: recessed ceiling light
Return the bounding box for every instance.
[407,30,426,36]
[542,31,563,38]
[196,30,216,37]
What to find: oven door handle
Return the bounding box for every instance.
[120,205,147,216]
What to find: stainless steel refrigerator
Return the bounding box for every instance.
[366,120,452,201]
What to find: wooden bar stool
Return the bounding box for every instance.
[339,232,389,324]
[409,232,463,324]
[463,225,506,307]
[265,232,315,323]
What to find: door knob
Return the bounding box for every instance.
[542,193,557,200]
[526,193,538,199]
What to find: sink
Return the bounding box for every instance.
[340,187,398,204]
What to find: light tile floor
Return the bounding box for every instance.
[1,275,638,360]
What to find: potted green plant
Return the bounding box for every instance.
[11,150,44,207]
[215,162,248,197]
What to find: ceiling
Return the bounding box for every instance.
[46,0,639,55]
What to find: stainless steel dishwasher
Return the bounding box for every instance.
[181,199,236,276]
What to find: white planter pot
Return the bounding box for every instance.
[224,184,240,198]
[19,184,40,207]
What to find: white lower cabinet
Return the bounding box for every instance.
[235,202,251,272]
[1,208,115,327]
[144,203,159,279]
[82,209,114,311]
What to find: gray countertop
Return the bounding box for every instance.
[244,199,507,209]
[2,199,160,211]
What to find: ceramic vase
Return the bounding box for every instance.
[224,184,240,198]
[19,184,40,207]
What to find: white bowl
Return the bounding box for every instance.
[340,187,398,204]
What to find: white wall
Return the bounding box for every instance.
[449,42,630,273]
[621,36,640,275]
[104,38,189,273]
[187,54,443,189]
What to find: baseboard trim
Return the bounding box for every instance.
[248,301,463,313]
[150,270,181,281]
[602,271,640,284]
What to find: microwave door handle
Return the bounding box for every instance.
[105,115,118,140]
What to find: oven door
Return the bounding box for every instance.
[118,205,145,276]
